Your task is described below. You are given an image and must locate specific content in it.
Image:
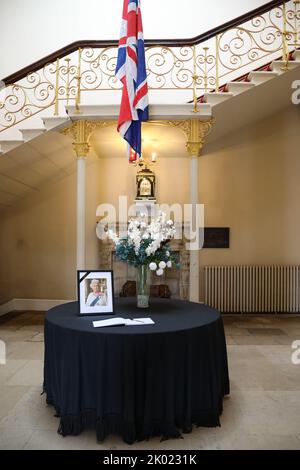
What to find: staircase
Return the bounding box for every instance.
[201,51,300,107]
[0,116,71,154]
[0,0,299,155]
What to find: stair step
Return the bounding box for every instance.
[248,70,278,85]
[42,116,71,132]
[0,140,24,153]
[203,92,234,106]
[19,128,46,143]
[270,60,300,74]
[226,81,256,96]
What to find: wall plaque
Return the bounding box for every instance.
[203,227,230,249]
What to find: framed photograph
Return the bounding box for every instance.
[77,270,114,315]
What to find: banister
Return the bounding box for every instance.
[2,0,284,85]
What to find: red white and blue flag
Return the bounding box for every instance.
[115,0,149,162]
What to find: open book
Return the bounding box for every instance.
[93,317,155,328]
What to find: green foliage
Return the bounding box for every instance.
[115,238,179,268]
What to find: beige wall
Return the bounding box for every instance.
[199,105,300,299]
[0,104,299,304]
[0,172,77,303]
[0,150,190,304]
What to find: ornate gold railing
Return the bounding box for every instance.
[0,0,299,132]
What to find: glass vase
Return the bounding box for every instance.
[136,264,149,308]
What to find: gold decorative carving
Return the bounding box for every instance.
[166,120,191,138]
[85,120,116,136]
[60,120,117,157]
[168,118,215,156]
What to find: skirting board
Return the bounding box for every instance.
[0,298,74,317]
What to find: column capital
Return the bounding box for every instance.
[61,120,90,158]
[168,118,214,157]
[61,120,116,158]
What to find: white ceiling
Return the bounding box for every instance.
[0,132,76,209]
[0,0,269,79]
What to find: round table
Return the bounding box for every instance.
[44,298,230,444]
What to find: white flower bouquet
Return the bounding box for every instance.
[107,211,179,276]
[107,212,179,308]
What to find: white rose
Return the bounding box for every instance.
[156,268,164,276]
[149,262,157,271]
[166,251,170,257]
[167,261,172,268]
[159,261,166,269]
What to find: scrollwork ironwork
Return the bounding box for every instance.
[0,0,299,132]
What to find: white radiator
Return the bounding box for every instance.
[204,266,300,313]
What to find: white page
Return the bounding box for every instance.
[124,318,155,326]
[93,317,126,328]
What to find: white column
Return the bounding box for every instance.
[189,155,200,302]
[76,156,86,270]
[181,118,213,303]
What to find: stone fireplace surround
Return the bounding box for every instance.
[98,224,190,300]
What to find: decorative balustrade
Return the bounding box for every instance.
[0,0,299,132]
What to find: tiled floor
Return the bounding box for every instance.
[1,311,300,450]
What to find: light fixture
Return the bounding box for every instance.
[151,152,157,163]
[131,150,158,170]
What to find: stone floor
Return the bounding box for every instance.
[0,310,300,450]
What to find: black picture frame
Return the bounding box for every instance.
[77,270,115,315]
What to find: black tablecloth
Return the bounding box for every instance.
[44,298,229,444]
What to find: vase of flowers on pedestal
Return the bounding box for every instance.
[107,212,179,308]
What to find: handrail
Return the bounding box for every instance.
[1,0,298,133]
[2,0,284,85]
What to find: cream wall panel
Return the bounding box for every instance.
[199,106,300,299]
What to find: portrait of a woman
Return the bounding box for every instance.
[85,279,108,307]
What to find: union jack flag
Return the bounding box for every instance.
[115,0,149,162]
